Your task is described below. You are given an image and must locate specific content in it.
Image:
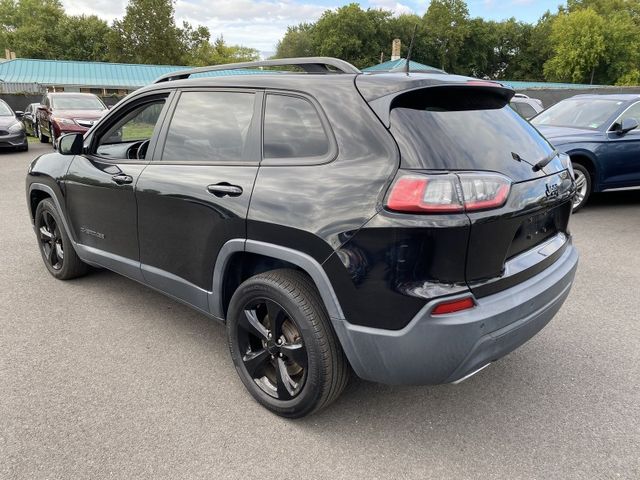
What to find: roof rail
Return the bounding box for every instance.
[154,57,361,83]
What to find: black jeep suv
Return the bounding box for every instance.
[26,58,579,417]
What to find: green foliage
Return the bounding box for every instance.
[544,3,640,84]
[309,4,393,68]
[56,15,111,61]
[544,8,606,84]
[616,69,640,86]
[0,0,65,58]
[108,0,183,64]
[0,0,258,66]
[275,24,316,58]
[423,0,469,71]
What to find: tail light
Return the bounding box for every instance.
[386,172,511,214]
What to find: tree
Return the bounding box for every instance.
[275,24,316,58]
[56,15,111,61]
[423,0,470,71]
[544,8,606,84]
[0,0,65,59]
[387,14,436,67]
[509,12,554,81]
[108,0,184,64]
[309,4,392,68]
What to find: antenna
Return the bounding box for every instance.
[405,25,417,75]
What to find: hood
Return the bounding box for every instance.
[535,125,600,144]
[0,115,19,128]
[51,109,107,120]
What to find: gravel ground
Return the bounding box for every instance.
[1,143,639,479]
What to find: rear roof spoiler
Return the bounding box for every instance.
[365,82,515,128]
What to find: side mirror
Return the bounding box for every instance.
[14,110,24,117]
[617,117,639,135]
[58,133,84,155]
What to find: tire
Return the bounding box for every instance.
[34,198,89,280]
[572,163,591,213]
[50,123,57,149]
[227,269,350,418]
[38,122,49,143]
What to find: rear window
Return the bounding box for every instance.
[389,88,555,177]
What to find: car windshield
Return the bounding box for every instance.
[51,95,106,110]
[0,102,13,116]
[531,98,624,130]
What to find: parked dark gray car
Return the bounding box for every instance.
[0,99,27,151]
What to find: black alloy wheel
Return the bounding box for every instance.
[237,298,308,400]
[39,210,64,270]
[34,198,88,280]
[227,269,350,418]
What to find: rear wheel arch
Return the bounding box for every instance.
[213,240,345,323]
[568,152,598,190]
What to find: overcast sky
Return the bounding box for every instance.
[62,0,565,56]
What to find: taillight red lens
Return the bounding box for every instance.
[458,173,511,211]
[386,172,511,214]
[431,297,475,315]
[386,175,464,213]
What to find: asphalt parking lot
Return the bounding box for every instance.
[1,142,639,479]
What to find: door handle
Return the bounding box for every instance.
[207,183,243,197]
[112,174,133,185]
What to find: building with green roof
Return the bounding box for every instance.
[0,58,189,94]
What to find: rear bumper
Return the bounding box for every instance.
[334,241,578,385]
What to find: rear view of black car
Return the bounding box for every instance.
[26,58,578,417]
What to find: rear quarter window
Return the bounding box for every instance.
[263,94,330,160]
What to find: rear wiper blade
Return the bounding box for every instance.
[532,150,558,172]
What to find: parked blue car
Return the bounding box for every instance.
[532,94,640,211]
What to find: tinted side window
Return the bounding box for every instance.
[162,91,256,162]
[95,98,167,159]
[263,94,329,159]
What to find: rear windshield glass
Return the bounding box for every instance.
[389,88,554,176]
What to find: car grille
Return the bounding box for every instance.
[75,119,96,128]
[0,130,8,136]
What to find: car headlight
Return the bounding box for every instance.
[8,121,24,133]
[52,117,75,126]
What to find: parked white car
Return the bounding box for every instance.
[510,93,544,119]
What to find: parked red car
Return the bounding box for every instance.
[37,93,108,148]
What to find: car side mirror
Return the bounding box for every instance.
[617,117,639,135]
[14,110,24,117]
[58,133,84,155]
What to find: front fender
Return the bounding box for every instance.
[556,145,601,191]
[26,152,74,225]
